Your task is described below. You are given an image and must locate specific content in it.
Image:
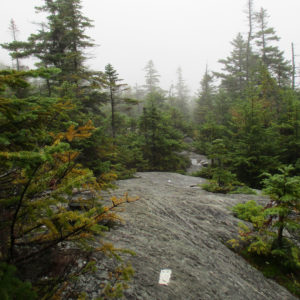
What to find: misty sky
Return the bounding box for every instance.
[0,0,300,94]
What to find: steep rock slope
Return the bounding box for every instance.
[75,172,297,300]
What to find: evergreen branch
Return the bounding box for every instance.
[8,163,41,263]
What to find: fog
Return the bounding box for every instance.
[1,0,300,93]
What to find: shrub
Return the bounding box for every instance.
[229,186,257,195]
[232,200,263,222]
[192,167,213,179]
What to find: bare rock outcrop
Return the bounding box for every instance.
[71,172,296,300]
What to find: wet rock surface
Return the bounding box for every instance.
[183,151,210,174]
[72,172,296,300]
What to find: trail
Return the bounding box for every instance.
[183,151,210,175]
[70,171,296,300]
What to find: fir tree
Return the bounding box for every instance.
[194,67,215,124]
[0,69,132,298]
[1,20,33,72]
[262,165,300,247]
[104,64,127,141]
[174,67,189,116]
[254,7,291,86]
[215,33,254,98]
[245,0,255,83]
[2,19,21,70]
[138,100,185,171]
[143,60,160,94]
[229,68,281,187]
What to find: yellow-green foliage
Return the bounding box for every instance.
[0,70,134,298]
[230,168,300,297]
[97,263,134,300]
[232,200,264,225]
[247,238,272,255]
[231,200,276,256]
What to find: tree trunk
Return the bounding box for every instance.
[246,0,253,83]
[110,87,116,143]
[277,215,284,247]
[292,43,296,90]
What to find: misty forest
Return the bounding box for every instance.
[1,0,300,299]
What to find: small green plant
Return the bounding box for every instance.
[97,263,134,299]
[262,165,300,247]
[192,166,213,179]
[229,185,257,195]
[202,169,238,193]
[199,166,256,194]
[228,165,300,297]
[232,200,263,222]
[202,180,234,194]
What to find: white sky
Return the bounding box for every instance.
[0,0,300,94]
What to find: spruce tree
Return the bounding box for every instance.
[245,0,255,83]
[174,67,189,116]
[3,19,21,70]
[262,165,300,247]
[229,68,281,187]
[215,33,253,98]
[138,100,185,171]
[254,7,291,86]
[143,60,160,94]
[15,0,95,88]
[194,68,215,124]
[1,20,32,71]
[104,64,126,141]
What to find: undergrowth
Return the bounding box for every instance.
[229,196,300,298]
[193,167,256,194]
[239,248,300,297]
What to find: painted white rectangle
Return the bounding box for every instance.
[158,269,172,285]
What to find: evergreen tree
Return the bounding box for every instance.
[174,67,189,116]
[194,86,230,155]
[254,7,291,86]
[230,166,300,283]
[229,68,281,187]
[215,33,253,98]
[143,60,160,94]
[138,101,186,171]
[276,89,300,166]
[8,19,20,69]
[254,7,279,65]
[13,0,95,87]
[262,165,300,247]
[1,19,32,71]
[245,0,255,83]
[0,70,98,262]
[194,68,215,124]
[104,63,127,141]
[1,0,96,98]
[0,69,133,298]
[202,138,237,193]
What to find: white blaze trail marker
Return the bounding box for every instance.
[158,269,172,285]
